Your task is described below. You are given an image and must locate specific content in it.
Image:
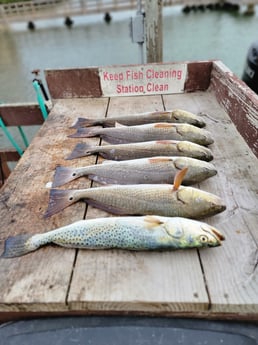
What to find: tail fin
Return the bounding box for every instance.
[68,127,100,138]
[1,234,35,258]
[44,189,78,218]
[70,117,99,129]
[66,143,95,160]
[52,166,80,187]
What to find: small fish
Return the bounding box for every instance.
[68,122,214,146]
[52,156,217,187]
[67,140,214,161]
[1,216,225,258]
[44,168,226,218]
[71,109,206,129]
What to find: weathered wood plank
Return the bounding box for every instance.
[210,61,258,158]
[0,103,44,126]
[0,98,109,312]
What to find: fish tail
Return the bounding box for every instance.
[44,189,78,218]
[1,234,36,258]
[70,117,99,129]
[52,166,80,187]
[68,127,100,138]
[66,143,96,160]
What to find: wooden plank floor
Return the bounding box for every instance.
[0,90,257,320]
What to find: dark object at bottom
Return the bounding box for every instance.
[0,316,257,345]
[242,40,258,94]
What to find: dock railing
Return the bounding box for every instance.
[1,0,254,25]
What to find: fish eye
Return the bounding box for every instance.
[199,235,208,243]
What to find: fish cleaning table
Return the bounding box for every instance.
[0,61,257,323]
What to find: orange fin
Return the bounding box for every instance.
[154,123,174,128]
[144,215,164,229]
[148,157,172,164]
[173,167,188,191]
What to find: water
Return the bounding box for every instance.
[0,6,257,103]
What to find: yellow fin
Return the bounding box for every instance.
[173,167,188,191]
[144,215,164,229]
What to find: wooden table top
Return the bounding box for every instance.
[0,90,257,322]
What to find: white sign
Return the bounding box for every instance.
[99,64,187,97]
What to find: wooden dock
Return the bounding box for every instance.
[0,60,257,323]
[0,0,256,26]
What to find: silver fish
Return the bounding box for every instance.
[66,140,214,161]
[44,182,226,219]
[71,109,206,128]
[1,216,225,258]
[52,156,217,187]
[68,122,214,146]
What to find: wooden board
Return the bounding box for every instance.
[0,67,257,322]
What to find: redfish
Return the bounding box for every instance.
[71,109,206,129]
[68,122,214,146]
[67,140,214,161]
[44,169,226,218]
[1,216,225,258]
[52,156,217,187]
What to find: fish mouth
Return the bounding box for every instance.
[211,228,225,242]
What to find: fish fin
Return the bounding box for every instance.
[154,123,174,128]
[115,122,127,128]
[86,199,132,215]
[101,135,128,144]
[144,215,164,229]
[70,117,98,129]
[173,167,188,191]
[1,234,34,258]
[148,157,173,164]
[52,166,80,187]
[68,127,100,138]
[44,189,78,218]
[66,143,94,160]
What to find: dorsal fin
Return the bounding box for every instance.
[154,123,174,128]
[144,215,164,228]
[115,122,127,128]
[148,157,172,164]
[173,167,188,191]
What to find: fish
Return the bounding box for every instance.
[1,216,225,258]
[66,140,214,161]
[52,156,217,187]
[44,168,226,219]
[68,122,214,146]
[71,109,206,129]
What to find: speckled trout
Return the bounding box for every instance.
[68,122,214,146]
[66,140,214,161]
[52,156,217,187]
[44,169,226,218]
[1,216,225,258]
[71,109,206,129]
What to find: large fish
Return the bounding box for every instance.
[66,140,214,161]
[52,156,217,187]
[68,122,214,146]
[1,216,225,258]
[71,109,206,129]
[44,169,226,218]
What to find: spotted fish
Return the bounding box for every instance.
[1,216,225,258]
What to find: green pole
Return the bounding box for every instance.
[33,80,48,121]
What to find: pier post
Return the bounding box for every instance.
[145,0,163,63]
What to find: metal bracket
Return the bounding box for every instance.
[130,12,145,44]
